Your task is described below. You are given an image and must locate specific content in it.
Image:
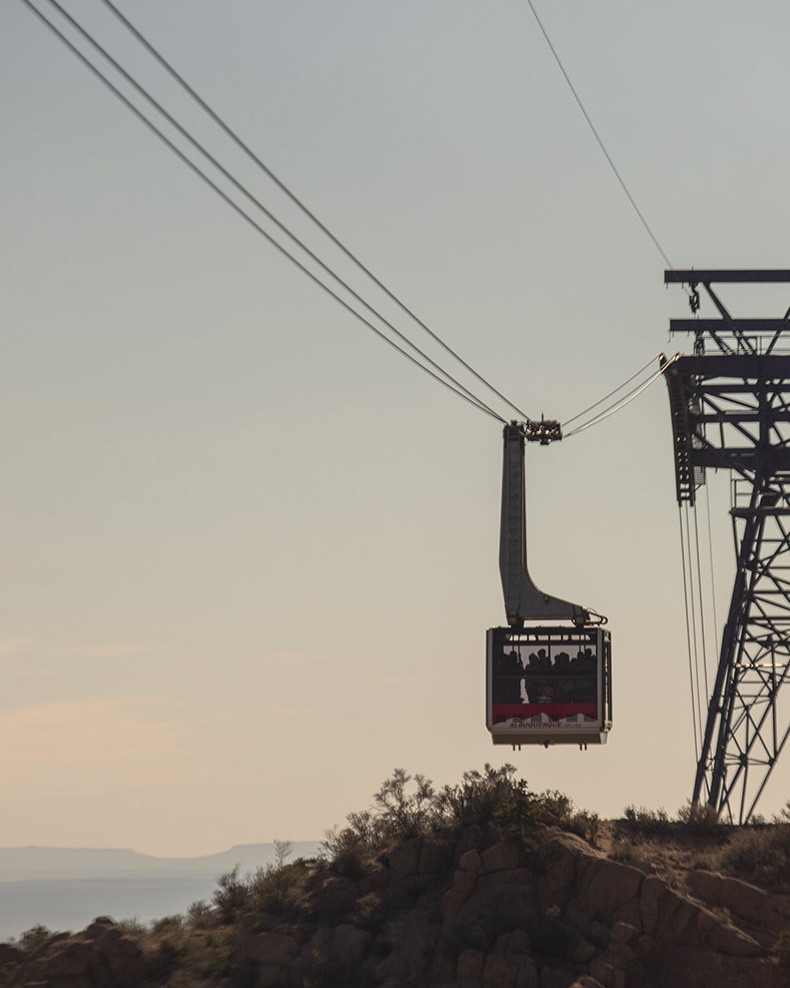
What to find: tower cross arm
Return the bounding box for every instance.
[665,270,790,284]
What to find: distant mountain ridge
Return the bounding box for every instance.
[0,842,322,881]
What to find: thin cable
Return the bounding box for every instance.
[563,359,674,437]
[524,0,673,270]
[684,502,705,752]
[692,503,711,700]
[41,0,502,421]
[22,0,504,423]
[97,0,531,422]
[27,0,505,423]
[562,353,662,428]
[705,483,721,653]
[678,506,701,759]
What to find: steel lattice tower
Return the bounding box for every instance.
[664,269,790,823]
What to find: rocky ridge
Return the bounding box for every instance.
[2,827,789,988]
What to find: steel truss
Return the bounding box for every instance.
[664,269,790,823]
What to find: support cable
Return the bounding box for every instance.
[22,0,504,423]
[562,353,662,428]
[96,0,532,422]
[563,359,674,437]
[524,0,674,270]
[678,506,701,760]
[684,502,706,752]
[692,501,711,701]
[24,0,506,423]
[705,483,721,661]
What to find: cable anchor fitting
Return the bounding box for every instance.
[523,416,562,445]
[689,282,701,314]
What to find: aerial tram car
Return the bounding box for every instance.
[487,421,612,748]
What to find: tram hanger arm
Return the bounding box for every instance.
[499,422,589,627]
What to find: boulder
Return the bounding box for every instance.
[44,941,93,977]
[480,842,520,875]
[483,951,539,988]
[254,965,281,988]
[456,947,485,986]
[579,858,645,921]
[313,874,359,918]
[688,870,767,924]
[245,931,299,966]
[96,933,145,988]
[538,834,585,910]
[492,930,531,955]
[0,943,23,965]
[330,924,370,968]
[540,965,577,988]
[655,943,780,988]
[305,923,370,973]
[443,868,479,922]
[1,920,145,988]
[571,936,598,963]
[459,849,482,874]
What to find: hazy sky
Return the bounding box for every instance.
[2,0,790,857]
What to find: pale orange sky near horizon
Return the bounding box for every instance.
[3,0,790,857]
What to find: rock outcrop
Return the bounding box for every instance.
[2,917,145,988]
[231,830,788,987]
[2,833,788,988]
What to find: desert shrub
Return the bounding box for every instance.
[353,891,386,929]
[151,915,184,936]
[186,900,218,931]
[14,924,55,954]
[323,768,441,865]
[144,918,236,986]
[144,923,190,982]
[776,801,790,824]
[609,841,641,866]
[437,768,600,844]
[772,929,790,967]
[537,789,601,844]
[117,918,147,938]
[621,801,725,840]
[623,805,672,836]
[325,835,369,879]
[488,775,550,844]
[206,854,317,926]
[706,824,790,892]
[663,867,690,895]
[676,801,722,836]
[323,766,599,869]
[434,764,525,830]
[373,769,437,842]
[272,839,292,869]
[212,867,251,924]
[566,810,601,844]
[178,927,235,981]
[324,764,546,857]
[246,858,313,918]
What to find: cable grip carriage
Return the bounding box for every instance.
[487,421,612,749]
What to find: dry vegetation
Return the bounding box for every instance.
[605,800,790,895]
[4,767,790,987]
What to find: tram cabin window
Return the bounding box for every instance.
[486,626,612,746]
